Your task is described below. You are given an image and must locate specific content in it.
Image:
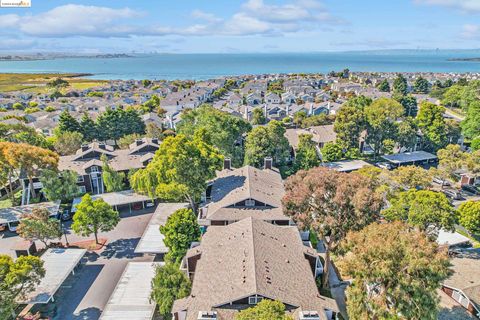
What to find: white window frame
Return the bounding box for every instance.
[248,295,263,305]
[78,186,86,194]
[90,166,99,173]
[77,175,84,183]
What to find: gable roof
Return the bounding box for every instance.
[173,218,338,319]
[444,253,480,307]
[204,166,285,220]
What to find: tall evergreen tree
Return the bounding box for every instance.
[79,113,98,142]
[58,110,81,134]
[393,74,408,96]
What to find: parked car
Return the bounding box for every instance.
[461,184,480,195]
[375,162,393,170]
[442,189,464,200]
[433,177,450,186]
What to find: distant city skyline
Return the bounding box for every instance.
[0,0,479,53]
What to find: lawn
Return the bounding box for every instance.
[0,73,106,93]
[0,199,12,209]
[456,228,480,249]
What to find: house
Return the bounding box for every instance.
[265,92,281,104]
[442,253,480,318]
[246,92,262,106]
[227,92,243,107]
[58,138,160,194]
[285,125,337,152]
[281,92,296,105]
[198,159,290,226]
[172,218,339,320]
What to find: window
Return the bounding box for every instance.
[77,175,84,183]
[91,166,99,173]
[78,186,86,194]
[245,199,255,207]
[248,295,263,305]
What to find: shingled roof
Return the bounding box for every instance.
[172,218,338,320]
[203,166,286,222]
[444,255,480,308]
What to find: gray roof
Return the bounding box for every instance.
[204,166,286,222]
[444,254,480,307]
[135,203,189,254]
[0,201,60,224]
[173,218,338,320]
[21,248,86,304]
[285,125,337,149]
[72,190,151,212]
[381,151,437,164]
[322,160,371,172]
[100,262,160,320]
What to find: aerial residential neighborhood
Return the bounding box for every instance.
[1,1,480,320]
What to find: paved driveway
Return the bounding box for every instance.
[53,210,155,320]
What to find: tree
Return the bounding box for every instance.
[16,208,62,248]
[58,110,81,134]
[53,131,84,156]
[337,221,451,320]
[150,262,191,320]
[0,255,45,319]
[393,74,408,96]
[364,98,404,157]
[461,101,480,139]
[79,113,98,142]
[383,189,456,236]
[142,95,161,113]
[282,167,383,287]
[437,144,471,181]
[445,119,462,145]
[235,300,293,320]
[244,121,290,168]
[413,76,430,93]
[292,134,319,172]
[177,105,252,166]
[334,96,370,150]
[40,169,80,202]
[3,143,59,199]
[396,117,418,151]
[321,142,343,162]
[96,108,145,143]
[472,137,480,151]
[72,194,120,244]
[395,94,417,117]
[416,102,447,152]
[293,111,307,127]
[131,134,223,210]
[251,107,266,125]
[101,155,125,192]
[457,200,480,235]
[118,133,143,149]
[0,123,51,148]
[145,123,164,140]
[376,79,390,92]
[387,165,433,190]
[160,208,201,263]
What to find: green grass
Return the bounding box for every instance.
[456,228,480,249]
[0,73,106,93]
[0,199,13,209]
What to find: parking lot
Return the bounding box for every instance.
[0,209,155,320]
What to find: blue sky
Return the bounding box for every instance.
[0,0,479,53]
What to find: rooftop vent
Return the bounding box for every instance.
[223,158,232,170]
[135,139,143,146]
[198,311,217,320]
[264,157,273,170]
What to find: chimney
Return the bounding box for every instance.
[98,143,106,150]
[264,157,273,170]
[151,138,159,145]
[81,144,89,152]
[135,139,143,146]
[223,158,231,170]
[309,102,314,116]
[286,104,290,116]
[263,104,267,118]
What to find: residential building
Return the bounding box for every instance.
[172,218,339,320]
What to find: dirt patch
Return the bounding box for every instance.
[69,238,108,251]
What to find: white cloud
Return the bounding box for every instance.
[0,0,341,41]
[462,24,480,38]
[414,0,480,12]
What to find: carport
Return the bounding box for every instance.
[100,262,161,320]
[381,151,438,167]
[72,190,154,214]
[0,201,60,232]
[21,248,86,304]
[135,203,189,256]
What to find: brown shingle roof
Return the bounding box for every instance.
[444,256,480,307]
[173,218,338,319]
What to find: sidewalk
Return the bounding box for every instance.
[317,241,349,319]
